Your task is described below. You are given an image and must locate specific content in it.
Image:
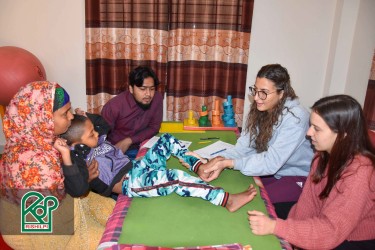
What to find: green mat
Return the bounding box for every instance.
[119,131,281,249]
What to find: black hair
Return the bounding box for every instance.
[128,66,159,88]
[60,114,88,145]
[256,64,294,95]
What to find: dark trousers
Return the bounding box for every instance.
[335,239,375,250]
[261,176,307,219]
[273,202,296,219]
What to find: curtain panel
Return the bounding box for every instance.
[166,0,252,126]
[85,0,170,113]
[363,50,375,130]
[85,0,253,127]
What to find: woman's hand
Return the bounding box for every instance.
[248,210,276,235]
[74,108,87,116]
[54,138,70,154]
[87,159,99,182]
[54,138,72,165]
[200,157,229,182]
[115,137,132,153]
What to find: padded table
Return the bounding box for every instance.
[98,131,292,250]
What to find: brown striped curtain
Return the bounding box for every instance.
[363,49,375,130]
[85,0,169,113]
[85,0,253,126]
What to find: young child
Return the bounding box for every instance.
[57,112,257,212]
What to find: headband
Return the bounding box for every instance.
[53,84,70,112]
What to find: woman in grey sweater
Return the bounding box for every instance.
[192,64,314,217]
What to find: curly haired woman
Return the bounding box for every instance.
[192,64,314,217]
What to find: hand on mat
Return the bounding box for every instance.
[247,210,276,235]
[88,159,100,182]
[197,156,224,182]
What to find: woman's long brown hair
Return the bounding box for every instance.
[311,95,375,199]
[245,64,297,152]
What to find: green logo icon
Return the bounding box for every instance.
[21,191,59,233]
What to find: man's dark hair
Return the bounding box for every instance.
[60,114,88,145]
[128,66,159,87]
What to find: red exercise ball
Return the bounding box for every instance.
[0,46,46,106]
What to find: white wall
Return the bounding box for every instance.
[344,0,375,101]
[247,0,337,110]
[0,0,86,109]
[244,0,375,127]
[0,0,86,149]
[1,0,375,148]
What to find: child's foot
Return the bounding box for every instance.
[225,184,257,212]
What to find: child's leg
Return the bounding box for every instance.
[122,168,229,207]
[134,133,202,174]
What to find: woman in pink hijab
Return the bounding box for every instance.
[0,81,115,250]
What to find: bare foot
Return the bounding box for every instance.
[225,184,257,212]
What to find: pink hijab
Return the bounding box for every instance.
[0,81,66,204]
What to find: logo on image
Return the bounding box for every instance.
[21,191,59,233]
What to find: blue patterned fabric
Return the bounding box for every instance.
[122,133,225,206]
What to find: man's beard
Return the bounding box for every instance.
[135,99,152,110]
